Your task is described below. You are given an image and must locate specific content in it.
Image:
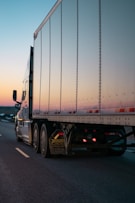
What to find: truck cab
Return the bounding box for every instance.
[13,47,33,144]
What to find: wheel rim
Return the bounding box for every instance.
[33,124,39,152]
[40,126,47,155]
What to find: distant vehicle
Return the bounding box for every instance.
[0,113,5,117]
[0,113,15,122]
[13,0,135,157]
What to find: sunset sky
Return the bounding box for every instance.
[0,0,56,106]
[1,0,134,111]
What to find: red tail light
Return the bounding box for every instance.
[59,132,64,136]
[82,138,88,143]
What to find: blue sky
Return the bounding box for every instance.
[0,0,56,106]
[1,0,134,111]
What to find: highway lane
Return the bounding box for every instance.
[0,121,135,203]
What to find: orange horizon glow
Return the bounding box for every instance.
[0,84,22,107]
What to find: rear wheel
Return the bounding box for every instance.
[33,123,40,153]
[107,130,126,156]
[40,124,50,158]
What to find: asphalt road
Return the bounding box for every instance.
[0,121,135,203]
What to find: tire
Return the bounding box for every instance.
[16,135,22,142]
[33,123,40,153]
[108,130,126,156]
[40,124,50,158]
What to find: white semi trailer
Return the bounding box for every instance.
[13,0,135,157]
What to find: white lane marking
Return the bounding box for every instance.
[126,149,135,153]
[15,147,30,158]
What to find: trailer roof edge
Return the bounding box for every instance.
[34,0,62,40]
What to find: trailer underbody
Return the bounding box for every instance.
[14,118,135,158]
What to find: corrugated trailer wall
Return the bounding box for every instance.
[33,0,135,117]
[102,0,135,113]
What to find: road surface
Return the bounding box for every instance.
[0,121,135,203]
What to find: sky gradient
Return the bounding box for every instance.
[0,0,56,106]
